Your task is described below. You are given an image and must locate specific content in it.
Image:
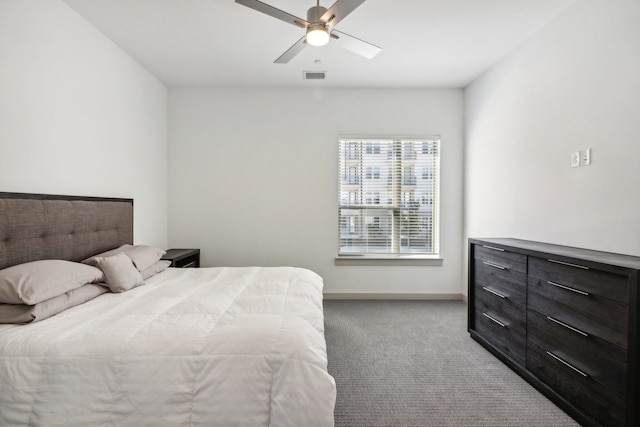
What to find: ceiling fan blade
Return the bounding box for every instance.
[274,36,307,64]
[235,0,309,28]
[320,0,366,28]
[331,29,381,59]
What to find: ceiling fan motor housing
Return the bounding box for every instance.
[307,5,329,26]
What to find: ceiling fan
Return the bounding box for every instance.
[235,0,381,64]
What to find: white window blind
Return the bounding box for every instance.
[338,138,440,256]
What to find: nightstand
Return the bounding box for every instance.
[161,249,200,268]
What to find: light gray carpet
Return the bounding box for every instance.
[323,300,579,427]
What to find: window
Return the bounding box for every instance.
[365,192,380,205]
[345,166,358,185]
[347,142,359,160]
[365,141,380,154]
[338,138,440,256]
[365,166,380,180]
[422,141,438,155]
[422,166,434,180]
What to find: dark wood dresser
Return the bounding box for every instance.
[468,238,640,427]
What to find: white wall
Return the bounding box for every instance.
[0,0,168,247]
[465,0,640,259]
[169,88,464,296]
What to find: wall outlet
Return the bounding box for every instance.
[571,151,580,168]
[581,148,591,166]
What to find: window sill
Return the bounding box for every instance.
[334,255,443,266]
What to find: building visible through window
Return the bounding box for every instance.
[338,138,440,256]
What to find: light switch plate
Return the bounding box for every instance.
[581,149,591,166]
[571,151,580,168]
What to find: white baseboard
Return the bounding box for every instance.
[323,292,464,300]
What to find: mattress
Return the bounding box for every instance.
[0,266,336,426]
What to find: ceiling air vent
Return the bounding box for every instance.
[303,71,326,80]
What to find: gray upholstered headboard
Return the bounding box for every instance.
[0,192,133,270]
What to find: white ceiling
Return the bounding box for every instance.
[63,0,574,88]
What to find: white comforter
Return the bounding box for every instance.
[0,267,336,426]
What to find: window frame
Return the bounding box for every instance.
[338,137,441,260]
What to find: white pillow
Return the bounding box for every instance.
[125,245,166,271]
[140,260,171,280]
[92,253,145,293]
[0,260,104,305]
[83,244,165,272]
[0,284,108,324]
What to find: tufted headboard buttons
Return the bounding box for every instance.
[0,193,133,270]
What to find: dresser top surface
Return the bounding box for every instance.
[470,238,640,270]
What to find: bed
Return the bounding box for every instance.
[0,192,336,427]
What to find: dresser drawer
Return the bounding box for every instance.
[473,307,525,366]
[527,338,625,427]
[474,244,527,274]
[528,256,629,304]
[474,244,526,307]
[527,309,626,396]
[528,276,628,350]
[476,288,526,327]
[474,262,526,307]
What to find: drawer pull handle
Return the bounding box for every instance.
[548,259,589,270]
[482,245,505,252]
[483,261,506,270]
[482,286,507,299]
[546,316,589,337]
[546,351,588,378]
[482,312,506,328]
[546,280,590,296]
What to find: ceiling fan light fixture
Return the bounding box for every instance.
[306,25,330,47]
[236,0,381,63]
